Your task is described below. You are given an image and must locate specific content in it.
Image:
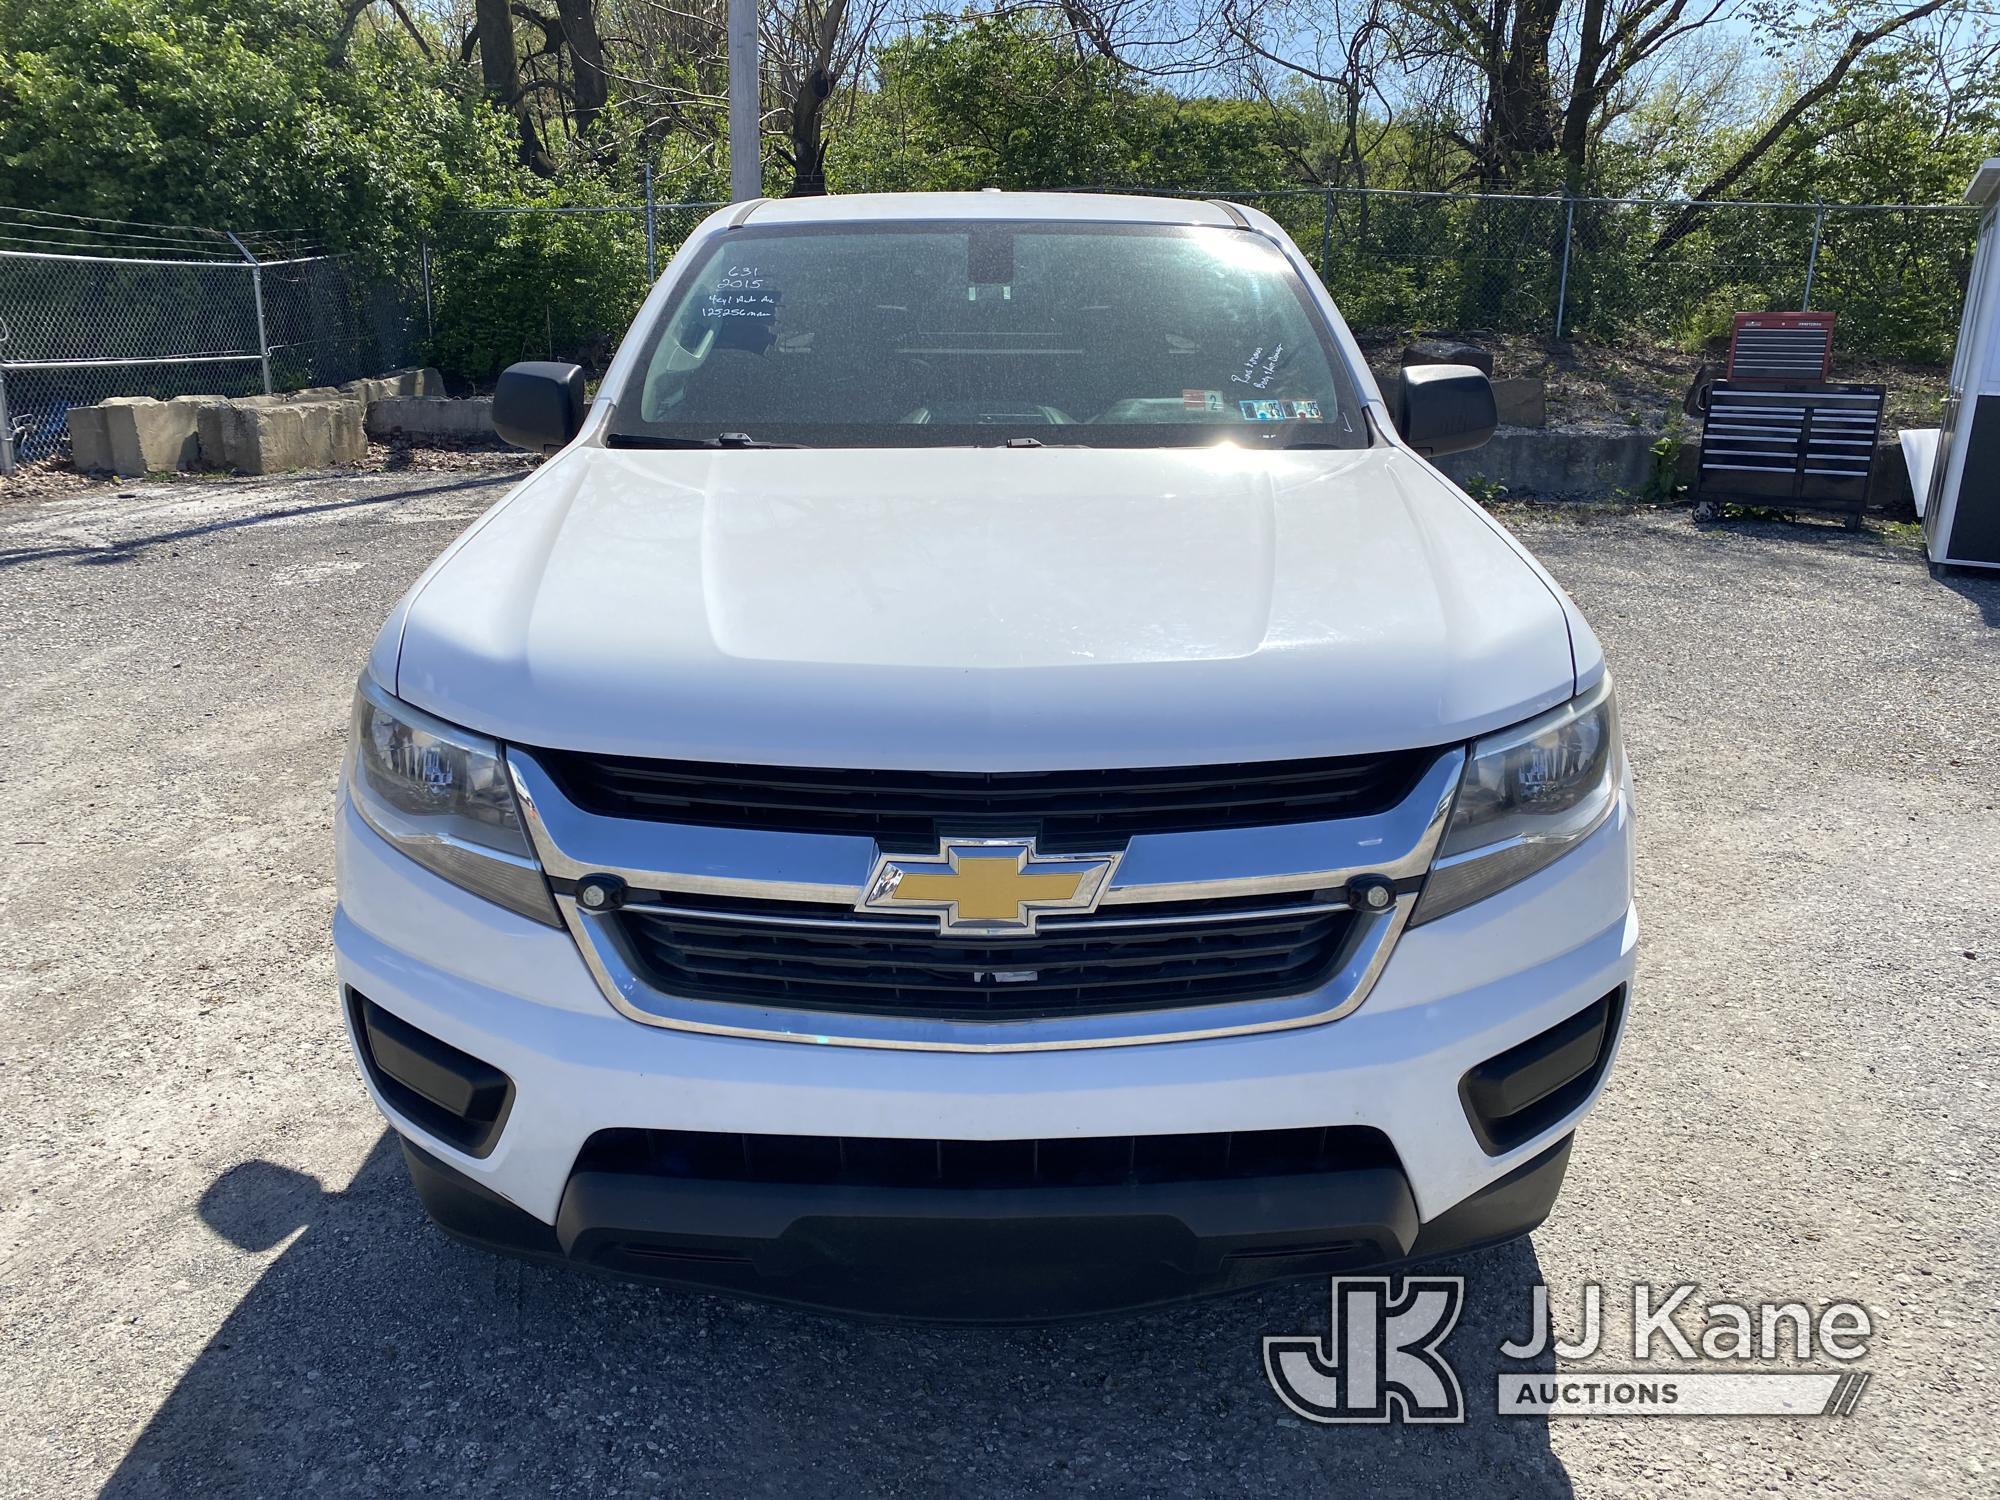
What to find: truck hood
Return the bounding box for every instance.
[391,445,1577,769]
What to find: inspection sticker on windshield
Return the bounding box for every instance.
[1183,389,1226,413]
[1239,399,1322,422]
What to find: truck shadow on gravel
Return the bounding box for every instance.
[0,471,527,571]
[104,1133,1573,1497]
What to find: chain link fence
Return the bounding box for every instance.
[416,200,722,385]
[0,221,414,470]
[1076,188,1976,360]
[414,187,1976,389]
[2,188,1975,471]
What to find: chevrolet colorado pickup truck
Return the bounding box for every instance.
[335,192,1635,1320]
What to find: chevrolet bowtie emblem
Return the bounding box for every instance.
[858,837,1122,935]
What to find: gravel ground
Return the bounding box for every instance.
[0,465,1995,1498]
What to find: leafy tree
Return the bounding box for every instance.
[424,177,655,380]
[1680,49,1996,358]
[834,14,1307,193]
[0,0,523,264]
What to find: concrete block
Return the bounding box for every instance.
[67,405,114,474]
[1490,377,1547,428]
[365,395,495,442]
[340,376,392,407]
[1433,429,1655,500]
[195,403,272,472]
[343,367,445,405]
[65,395,202,475]
[317,398,367,465]
[196,396,365,474]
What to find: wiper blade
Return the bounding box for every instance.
[715,431,802,448]
[606,432,804,449]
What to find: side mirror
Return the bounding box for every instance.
[492,361,586,454]
[1392,364,1497,456]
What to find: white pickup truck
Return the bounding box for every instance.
[335,191,1635,1319]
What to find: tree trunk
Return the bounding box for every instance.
[475,0,549,172]
[553,0,609,139]
[1483,0,1561,184]
[781,0,848,198]
[788,68,833,196]
[1559,0,1609,185]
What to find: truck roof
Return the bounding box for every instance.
[738,191,1244,229]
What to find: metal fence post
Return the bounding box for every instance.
[1319,190,1334,281]
[1553,193,1576,339]
[0,365,15,475]
[227,231,274,395]
[1803,199,1827,310]
[420,236,434,344]
[645,165,658,283]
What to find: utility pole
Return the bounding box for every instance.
[728,0,760,203]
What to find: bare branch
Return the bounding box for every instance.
[1652,0,1957,252]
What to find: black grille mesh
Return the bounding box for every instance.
[613,895,1357,1020]
[532,748,1433,846]
[576,1125,1399,1190]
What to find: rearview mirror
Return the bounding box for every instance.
[493,362,586,454]
[1392,364,1497,457]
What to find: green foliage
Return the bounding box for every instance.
[1642,423,1685,506]
[830,15,1305,193]
[2,1,1990,383]
[1594,50,1996,361]
[1723,52,1995,362]
[0,0,521,268]
[1702,51,1996,207]
[424,180,656,383]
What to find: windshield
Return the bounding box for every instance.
[607,221,1370,449]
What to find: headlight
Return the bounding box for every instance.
[347,676,559,926]
[1413,676,1622,925]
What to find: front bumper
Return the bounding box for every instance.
[397,1129,1578,1321]
[334,789,1636,1316]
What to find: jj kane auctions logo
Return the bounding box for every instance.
[1265,1278,1876,1423]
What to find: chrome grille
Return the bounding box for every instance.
[611,892,1358,1021]
[507,744,1464,1052]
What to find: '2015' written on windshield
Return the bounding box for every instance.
[702,265,780,320]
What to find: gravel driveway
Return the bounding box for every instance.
[1,464,1994,1497]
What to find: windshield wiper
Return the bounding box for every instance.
[607,432,804,449]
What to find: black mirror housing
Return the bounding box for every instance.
[1393,364,1497,457]
[493,362,587,454]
